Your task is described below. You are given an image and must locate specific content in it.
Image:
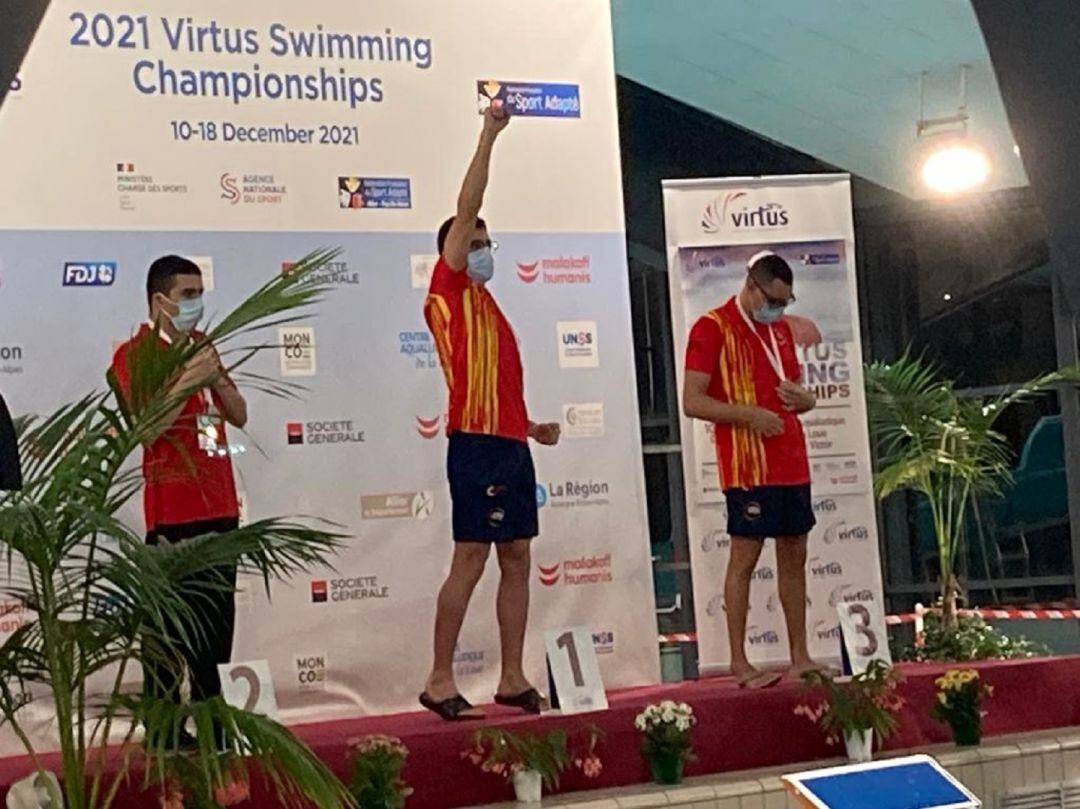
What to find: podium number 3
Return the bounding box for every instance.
[556,631,585,687]
[230,665,261,711]
[847,604,878,656]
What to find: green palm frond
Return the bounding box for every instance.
[865,351,1078,612]
[116,695,354,809]
[0,249,349,809]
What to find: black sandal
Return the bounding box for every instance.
[419,691,482,721]
[494,688,548,715]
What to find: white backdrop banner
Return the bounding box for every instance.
[661,175,884,673]
[0,0,658,754]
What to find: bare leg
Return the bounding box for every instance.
[494,539,534,695]
[726,537,776,686]
[775,534,817,676]
[425,542,490,710]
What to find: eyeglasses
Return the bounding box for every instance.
[751,276,795,307]
[469,239,499,253]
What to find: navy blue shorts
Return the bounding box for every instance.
[724,484,816,539]
[448,432,538,543]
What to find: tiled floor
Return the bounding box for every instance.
[471,727,1080,809]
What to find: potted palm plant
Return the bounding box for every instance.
[864,353,1077,629]
[0,249,354,809]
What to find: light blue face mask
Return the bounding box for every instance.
[752,303,786,325]
[466,247,495,284]
[168,295,204,333]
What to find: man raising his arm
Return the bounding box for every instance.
[420,107,561,720]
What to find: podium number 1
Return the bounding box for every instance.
[556,631,586,687]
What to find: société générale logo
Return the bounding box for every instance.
[220,173,286,205]
[281,259,359,286]
[516,255,592,285]
[63,262,116,287]
[310,576,389,604]
[535,478,610,509]
[537,553,612,587]
[701,190,789,234]
[286,419,364,446]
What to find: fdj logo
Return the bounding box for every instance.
[63,262,116,287]
[701,190,789,234]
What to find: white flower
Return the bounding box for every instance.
[678,702,692,715]
[676,717,690,732]
[661,700,677,711]
[661,708,675,724]
[634,716,647,731]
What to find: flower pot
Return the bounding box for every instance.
[844,730,873,763]
[512,769,543,804]
[648,753,685,785]
[951,722,982,747]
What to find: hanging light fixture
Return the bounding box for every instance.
[916,65,991,195]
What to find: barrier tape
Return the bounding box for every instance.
[657,601,1080,644]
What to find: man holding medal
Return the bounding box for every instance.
[682,251,819,689]
[109,255,246,742]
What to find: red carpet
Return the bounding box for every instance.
[2,656,1078,807]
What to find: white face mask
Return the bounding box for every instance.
[160,294,204,332]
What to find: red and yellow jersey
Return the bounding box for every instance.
[424,256,529,442]
[685,297,810,490]
[110,325,239,531]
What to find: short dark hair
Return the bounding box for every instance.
[146,255,201,305]
[437,215,487,255]
[748,253,793,286]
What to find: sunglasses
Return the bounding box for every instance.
[469,239,499,253]
[751,276,795,308]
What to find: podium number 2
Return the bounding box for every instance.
[230,665,261,711]
[847,604,878,656]
[556,631,585,687]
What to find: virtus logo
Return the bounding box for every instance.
[746,625,780,646]
[809,557,844,578]
[416,415,442,439]
[824,521,870,544]
[814,619,842,642]
[702,190,789,234]
[750,566,775,582]
[829,586,874,608]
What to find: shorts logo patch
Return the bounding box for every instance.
[488,507,506,527]
[486,484,508,497]
[744,501,763,521]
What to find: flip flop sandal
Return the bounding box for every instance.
[736,670,782,690]
[493,688,549,715]
[419,691,483,721]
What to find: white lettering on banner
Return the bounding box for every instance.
[664,175,883,675]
